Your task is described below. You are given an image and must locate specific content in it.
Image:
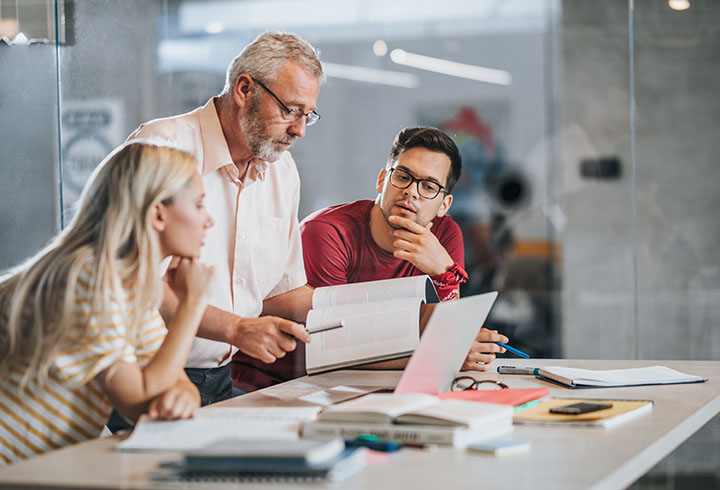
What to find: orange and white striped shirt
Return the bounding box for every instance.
[0,265,167,466]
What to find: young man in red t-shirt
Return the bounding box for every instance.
[231,128,509,388]
[301,127,509,371]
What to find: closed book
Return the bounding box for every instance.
[182,438,345,466]
[535,365,705,389]
[435,387,549,407]
[513,397,653,428]
[301,420,513,447]
[152,447,367,484]
[317,393,513,428]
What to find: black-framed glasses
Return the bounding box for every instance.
[388,167,446,200]
[451,376,509,392]
[252,77,321,126]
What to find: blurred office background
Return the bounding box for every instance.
[1,0,718,487]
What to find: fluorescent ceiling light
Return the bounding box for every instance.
[668,0,690,10]
[390,49,512,85]
[324,62,420,88]
[205,22,225,34]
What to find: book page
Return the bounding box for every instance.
[318,393,438,422]
[312,276,433,309]
[396,400,513,428]
[305,297,422,373]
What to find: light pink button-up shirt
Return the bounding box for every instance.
[128,98,307,368]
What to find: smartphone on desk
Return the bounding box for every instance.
[549,402,613,415]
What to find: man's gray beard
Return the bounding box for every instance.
[240,97,287,162]
[250,136,283,162]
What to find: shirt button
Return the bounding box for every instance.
[239,232,248,240]
[235,277,244,285]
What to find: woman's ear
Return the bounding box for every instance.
[150,203,167,233]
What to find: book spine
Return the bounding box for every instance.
[301,423,458,445]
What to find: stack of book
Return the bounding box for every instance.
[301,393,514,447]
[151,438,367,484]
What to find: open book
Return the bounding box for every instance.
[305,276,438,374]
[303,393,514,446]
[315,393,512,429]
[535,365,705,389]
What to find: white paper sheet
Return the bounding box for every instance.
[117,406,322,452]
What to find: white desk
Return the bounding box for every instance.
[0,359,718,490]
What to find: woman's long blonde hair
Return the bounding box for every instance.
[0,141,197,387]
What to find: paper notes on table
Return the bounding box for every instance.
[117,406,322,452]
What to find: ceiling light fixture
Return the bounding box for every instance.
[373,40,388,56]
[668,0,690,10]
[390,49,512,86]
[323,62,420,88]
[204,22,225,34]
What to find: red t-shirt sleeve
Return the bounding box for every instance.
[301,220,351,288]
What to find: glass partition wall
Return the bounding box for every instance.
[1,0,717,487]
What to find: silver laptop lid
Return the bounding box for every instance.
[394,292,498,394]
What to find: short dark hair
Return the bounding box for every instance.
[387,127,462,194]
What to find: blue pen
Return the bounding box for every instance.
[495,342,530,359]
[346,436,403,452]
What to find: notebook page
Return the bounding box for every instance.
[540,365,703,386]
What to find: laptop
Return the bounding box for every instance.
[394,291,498,394]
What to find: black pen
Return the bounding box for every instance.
[306,320,345,334]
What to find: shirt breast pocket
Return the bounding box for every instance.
[254,216,292,295]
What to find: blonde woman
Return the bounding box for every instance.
[0,141,214,466]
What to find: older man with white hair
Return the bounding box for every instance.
[123,31,323,406]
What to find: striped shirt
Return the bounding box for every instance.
[0,265,167,466]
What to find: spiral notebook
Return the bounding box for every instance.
[151,447,367,484]
[534,365,705,389]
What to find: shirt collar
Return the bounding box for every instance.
[198,98,232,177]
[198,97,270,185]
